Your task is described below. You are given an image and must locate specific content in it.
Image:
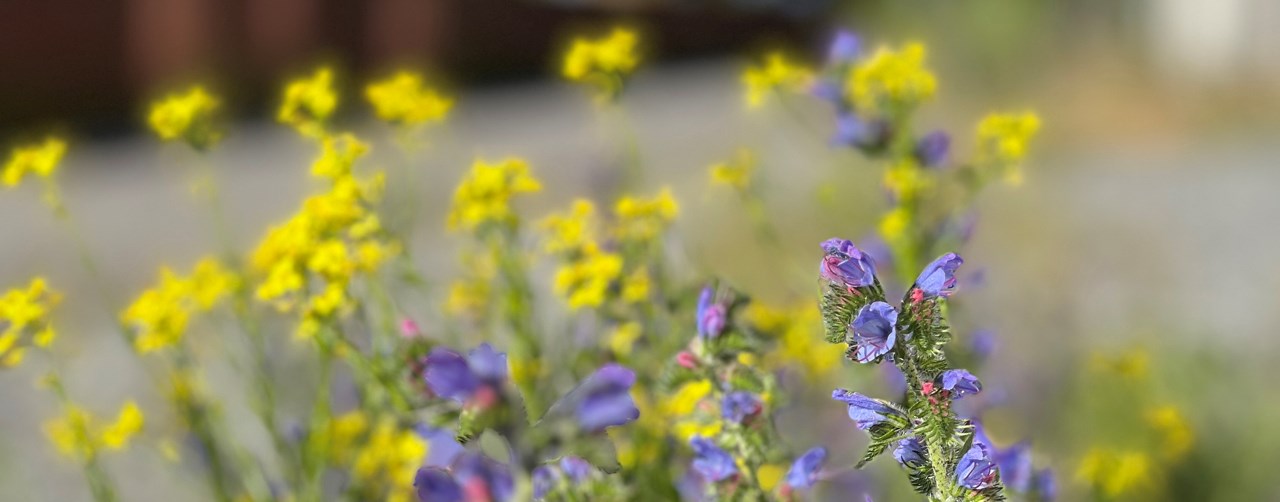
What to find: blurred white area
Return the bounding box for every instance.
[1148,0,1280,83]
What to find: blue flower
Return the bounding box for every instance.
[813,30,861,108]
[415,467,462,502]
[955,442,999,490]
[532,457,595,500]
[1034,468,1057,500]
[892,437,927,467]
[994,442,1033,492]
[831,113,889,150]
[915,130,950,168]
[696,286,727,338]
[783,447,827,490]
[560,456,593,482]
[423,343,507,403]
[414,425,464,467]
[721,391,763,424]
[851,302,898,363]
[573,363,639,432]
[531,465,556,500]
[826,30,861,66]
[451,452,515,502]
[939,369,982,399]
[820,238,878,288]
[913,253,963,299]
[831,389,903,430]
[690,436,738,483]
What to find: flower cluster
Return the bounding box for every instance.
[278,67,340,138]
[0,277,60,367]
[2,137,66,188]
[365,71,454,128]
[148,86,222,150]
[562,27,641,101]
[742,53,812,109]
[538,197,662,310]
[446,157,542,233]
[122,257,237,353]
[43,400,145,462]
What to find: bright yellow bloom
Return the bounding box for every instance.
[351,419,428,487]
[749,303,843,377]
[365,71,453,127]
[848,42,936,114]
[562,27,641,99]
[757,464,786,491]
[663,380,721,442]
[1146,405,1194,460]
[708,149,755,190]
[148,86,221,150]
[975,112,1041,185]
[278,67,338,138]
[539,199,597,254]
[311,134,369,180]
[3,137,67,188]
[0,277,62,367]
[44,400,145,461]
[742,53,812,109]
[123,259,234,353]
[613,188,678,243]
[878,207,912,245]
[553,243,623,310]
[1076,448,1152,498]
[620,267,650,304]
[447,157,542,232]
[608,322,643,358]
[883,159,932,202]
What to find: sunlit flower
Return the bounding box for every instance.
[938,369,982,399]
[310,133,369,180]
[612,188,678,243]
[123,258,235,353]
[148,86,221,150]
[782,446,827,492]
[743,52,812,109]
[562,27,641,100]
[893,437,927,467]
[0,277,61,367]
[365,71,453,127]
[975,112,1041,185]
[913,252,963,300]
[956,441,999,490]
[820,238,877,288]
[44,400,144,461]
[847,42,936,115]
[447,157,542,232]
[850,301,898,363]
[831,389,903,429]
[696,286,727,339]
[571,363,639,432]
[423,343,507,405]
[278,67,338,137]
[539,199,597,254]
[720,391,762,425]
[552,243,623,310]
[2,137,67,188]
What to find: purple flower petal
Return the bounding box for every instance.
[826,30,862,65]
[415,467,462,502]
[914,253,963,299]
[573,364,639,432]
[690,436,738,483]
[831,389,901,430]
[467,343,507,383]
[784,447,827,490]
[939,369,982,399]
[424,347,479,402]
[721,391,763,424]
[956,442,999,490]
[892,437,927,467]
[819,238,878,288]
[851,302,898,363]
[915,130,950,168]
[452,452,515,502]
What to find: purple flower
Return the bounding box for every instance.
[955,442,999,490]
[994,442,1033,492]
[1034,468,1057,500]
[690,436,738,483]
[696,286,727,338]
[423,344,507,403]
[415,467,462,502]
[783,447,827,490]
[452,452,515,502]
[831,389,903,430]
[970,329,997,362]
[573,364,639,432]
[913,253,963,300]
[915,130,950,168]
[939,369,982,399]
[826,30,862,66]
[531,465,556,500]
[721,391,763,424]
[560,456,593,482]
[820,238,878,288]
[831,113,889,150]
[415,425,465,467]
[892,437,927,467]
[851,302,898,363]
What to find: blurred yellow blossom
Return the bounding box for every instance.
[1076,448,1152,498]
[620,267,650,304]
[539,199,597,254]
[1146,405,1194,460]
[278,67,338,138]
[311,134,369,180]
[756,463,786,491]
[123,258,234,353]
[0,277,61,367]
[148,86,221,150]
[749,303,843,377]
[365,71,453,127]
[607,322,643,358]
[848,42,936,114]
[613,188,678,243]
[663,380,721,442]
[562,27,641,100]
[742,53,812,109]
[975,112,1041,185]
[44,400,145,461]
[878,207,912,245]
[708,149,755,191]
[447,157,542,232]
[1091,348,1149,382]
[3,137,67,188]
[883,159,932,202]
[553,243,623,310]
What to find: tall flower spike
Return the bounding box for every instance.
[850,301,898,363]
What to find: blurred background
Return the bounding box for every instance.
[4,0,1280,500]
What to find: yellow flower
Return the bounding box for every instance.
[620,267,650,304]
[278,67,338,137]
[365,71,453,127]
[756,464,786,491]
[1146,405,1194,460]
[613,188,678,243]
[848,42,936,115]
[124,259,233,353]
[878,207,912,245]
[882,159,932,202]
[351,419,428,486]
[539,199,597,254]
[742,53,812,109]
[0,277,62,367]
[553,243,623,310]
[1076,448,1152,498]
[708,149,755,190]
[311,134,369,180]
[148,86,221,149]
[44,400,145,461]
[975,112,1041,185]
[562,28,641,100]
[608,322,643,358]
[3,137,67,188]
[509,354,542,388]
[447,157,542,232]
